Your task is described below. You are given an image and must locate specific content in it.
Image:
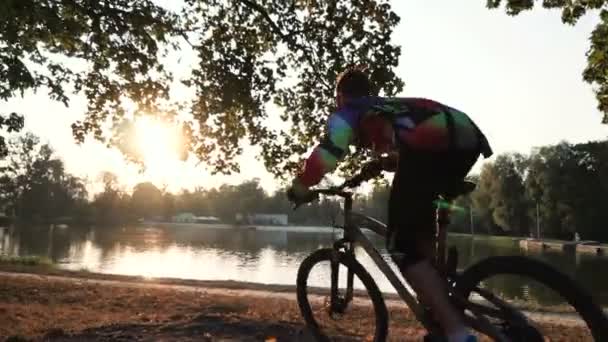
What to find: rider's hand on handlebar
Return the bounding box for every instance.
[361,160,383,178]
[287,181,319,208]
[379,152,398,172]
[343,160,384,188]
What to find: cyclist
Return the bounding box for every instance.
[287,67,493,342]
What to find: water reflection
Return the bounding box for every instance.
[0,224,606,306]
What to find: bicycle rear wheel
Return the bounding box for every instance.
[456,256,608,341]
[296,248,388,342]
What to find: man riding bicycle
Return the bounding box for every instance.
[287,67,493,342]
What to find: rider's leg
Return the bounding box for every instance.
[387,209,466,336]
[401,244,465,335]
[388,150,478,340]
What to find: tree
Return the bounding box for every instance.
[529,143,584,239]
[470,154,530,235]
[471,164,500,234]
[0,133,88,221]
[234,179,267,219]
[2,0,403,177]
[262,189,291,215]
[0,133,40,216]
[526,141,608,241]
[0,113,24,157]
[19,143,89,221]
[486,0,608,123]
[175,187,209,215]
[184,0,404,177]
[1,0,179,142]
[92,171,132,223]
[161,192,176,220]
[131,182,163,219]
[488,153,530,235]
[463,139,608,241]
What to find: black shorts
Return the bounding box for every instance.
[386,148,480,264]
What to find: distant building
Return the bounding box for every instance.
[236,213,288,226]
[194,216,221,224]
[171,213,221,224]
[172,212,197,223]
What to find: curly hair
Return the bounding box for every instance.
[335,66,372,98]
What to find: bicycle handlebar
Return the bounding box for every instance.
[312,187,351,198]
[306,159,384,201]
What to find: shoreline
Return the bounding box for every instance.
[0,262,303,294]
[0,264,598,341]
[1,262,605,315]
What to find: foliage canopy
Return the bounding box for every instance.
[1,0,403,177]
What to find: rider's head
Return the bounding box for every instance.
[335,66,371,108]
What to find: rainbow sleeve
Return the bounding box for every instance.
[297,111,356,187]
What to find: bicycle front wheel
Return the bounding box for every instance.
[296,248,388,342]
[456,256,608,341]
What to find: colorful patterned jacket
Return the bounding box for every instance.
[294,96,493,188]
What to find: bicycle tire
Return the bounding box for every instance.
[296,248,389,342]
[456,256,608,341]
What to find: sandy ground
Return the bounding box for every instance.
[0,267,596,341]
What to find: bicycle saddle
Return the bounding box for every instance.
[442,180,477,200]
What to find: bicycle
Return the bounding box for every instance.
[295,162,608,341]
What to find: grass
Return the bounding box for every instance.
[0,255,53,267]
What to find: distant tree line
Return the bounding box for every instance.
[329,139,608,244]
[319,139,608,243]
[0,133,345,226]
[451,140,608,242]
[1,133,607,242]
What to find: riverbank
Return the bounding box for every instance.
[139,221,348,234]
[0,258,595,315]
[0,263,596,341]
[519,238,608,256]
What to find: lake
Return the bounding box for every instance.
[1,224,606,307]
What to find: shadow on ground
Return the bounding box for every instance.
[40,313,305,341]
[11,301,321,342]
[7,301,361,342]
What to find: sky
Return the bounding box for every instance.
[2,0,607,195]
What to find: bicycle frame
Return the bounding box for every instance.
[332,193,432,328]
[328,192,511,340]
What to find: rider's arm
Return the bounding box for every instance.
[294,111,356,189]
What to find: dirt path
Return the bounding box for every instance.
[0,270,595,341]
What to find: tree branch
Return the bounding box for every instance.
[237,0,288,39]
[236,0,326,88]
[235,0,311,52]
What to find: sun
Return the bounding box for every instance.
[134,117,181,171]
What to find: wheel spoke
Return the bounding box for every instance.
[296,248,388,341]
[456,256,607,341]
[473,286,529,323]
